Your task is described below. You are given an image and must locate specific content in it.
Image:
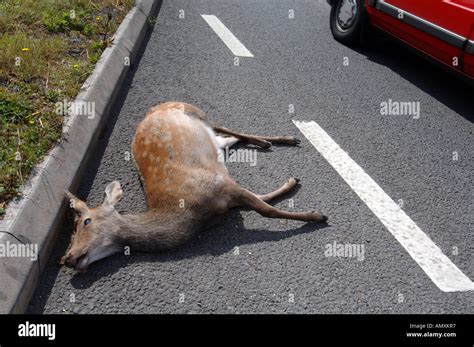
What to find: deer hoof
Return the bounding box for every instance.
[308,211,328,223]
[320,214,329,223]
[260,139,272,148]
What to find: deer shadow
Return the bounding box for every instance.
[26,179,330,313]
[67,209,331,289]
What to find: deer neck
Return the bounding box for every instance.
[116,210,200,252]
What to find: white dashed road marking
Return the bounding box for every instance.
[293,120,474,292]
[201,15,254,57]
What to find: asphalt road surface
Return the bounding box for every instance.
[28,0,473,313]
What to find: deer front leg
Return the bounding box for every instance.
[216,135,239,149]
[212,125,300,148]
[234,187,328,223]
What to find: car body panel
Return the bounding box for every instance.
[463,24,474,77]
[366,1,464,75]
[384,0,473,37]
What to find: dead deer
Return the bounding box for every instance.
[64,102,327,271]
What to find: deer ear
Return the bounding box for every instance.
[103,181,123,209]
[65,191,89,215]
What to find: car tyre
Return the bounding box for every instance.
[330,0,366,46]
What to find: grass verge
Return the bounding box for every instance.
[0,0,134,216]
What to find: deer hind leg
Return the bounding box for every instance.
[256,177,299,202]
[212,125,300,149]
[233,186,328,223]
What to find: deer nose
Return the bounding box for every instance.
[64,253,77,267]
[64,250,89,271]
[65,249,85,267]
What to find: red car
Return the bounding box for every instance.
[328,0,474,80]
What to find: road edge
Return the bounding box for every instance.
[0,0,162,314]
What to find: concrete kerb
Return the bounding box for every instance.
[0,0,162,313]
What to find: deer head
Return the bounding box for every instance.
[64,181,124,271]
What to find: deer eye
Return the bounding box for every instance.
[83,218,91,226]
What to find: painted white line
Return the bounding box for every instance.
[293,120,474,292]
[201,14,254,57]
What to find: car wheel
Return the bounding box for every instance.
[330,0,366,46]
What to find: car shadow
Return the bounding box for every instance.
[355,32,473,123]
